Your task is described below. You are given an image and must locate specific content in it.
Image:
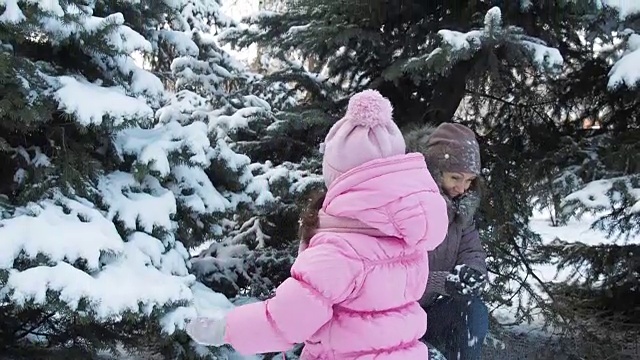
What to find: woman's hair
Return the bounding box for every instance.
[298,189,326,246]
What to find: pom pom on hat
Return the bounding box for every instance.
[344,89,393,127]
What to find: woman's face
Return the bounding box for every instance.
[441,172,476,198]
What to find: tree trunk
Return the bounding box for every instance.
[374,53,479,129]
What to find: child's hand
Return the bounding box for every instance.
[444,264,487,298]
[186,316,227,346]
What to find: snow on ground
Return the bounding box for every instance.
[490,208,639,337]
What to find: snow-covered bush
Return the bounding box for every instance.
[0,0,278,358]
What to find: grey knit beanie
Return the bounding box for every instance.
[423,123,481,174]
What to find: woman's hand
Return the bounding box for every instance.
[444,264,487,298]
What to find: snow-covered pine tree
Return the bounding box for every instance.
[528,3,640,357]
[222,0,585,325]
[0,1,255,359]
[218,102,325,305]
[142,0,323,327]
[439,3,586,328]
[221,0,599,125]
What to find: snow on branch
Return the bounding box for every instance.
[0,197,124,271]
[0,195,194,322]
[51,75,154,127]
[600,0,640,19]
[562,175,640,239]
[403,6,563,75]
[608,32,640,90]
[114,121,210,177]
[0,0,64,23]
[98,172,177,234]
[1,1,165,103]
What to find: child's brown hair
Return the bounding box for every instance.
[298,189,326,247]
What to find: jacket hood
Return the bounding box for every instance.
[321,153,448,248]
[403,124,439,157]
[403,123,446,185]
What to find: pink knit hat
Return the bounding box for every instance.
[322,89,405,187]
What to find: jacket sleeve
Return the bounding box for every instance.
[455,221,487,275]
[419,221,487,307]
[419,270,449,307]
[223,236,365,355]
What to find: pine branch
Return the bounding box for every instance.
[15,311,57,341]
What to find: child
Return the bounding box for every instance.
[186,90,448,359]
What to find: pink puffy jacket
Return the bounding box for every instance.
[224,153,448,359]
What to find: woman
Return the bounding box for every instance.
[404,122,489,360]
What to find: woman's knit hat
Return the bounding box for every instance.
[321,90,405,187]
[423,123,481,175]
